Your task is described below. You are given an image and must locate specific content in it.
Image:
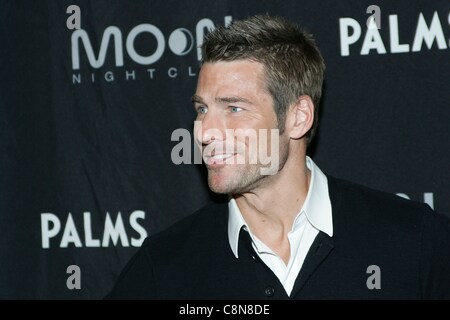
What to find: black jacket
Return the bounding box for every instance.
[106,176,450,299]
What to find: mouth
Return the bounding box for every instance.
[204,153,236,166]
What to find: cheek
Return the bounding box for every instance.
[227,115,277,132]
[193,121,203,145]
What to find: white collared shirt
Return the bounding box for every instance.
[228,156,333,296]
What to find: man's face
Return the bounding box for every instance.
[193,60,287,194]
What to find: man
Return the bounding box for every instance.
[107,14,450,299]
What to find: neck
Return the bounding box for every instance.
[233,152,311,263]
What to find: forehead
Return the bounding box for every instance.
[196,60,267,96]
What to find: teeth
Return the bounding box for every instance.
[211,154,234,160]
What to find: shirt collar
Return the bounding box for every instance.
[228,156,333,258]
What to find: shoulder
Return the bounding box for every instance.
[105,201,229,299]
[328,175,435,216]
[327,176,450,299]
[327,175,449,235]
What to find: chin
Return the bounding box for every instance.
[207,173,237,194]
[206,165,263,195]
[207,178,232,194]
[208,185,230,195]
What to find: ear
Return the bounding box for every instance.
[286,95,314,140]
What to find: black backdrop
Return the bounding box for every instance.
[1,0,449,299]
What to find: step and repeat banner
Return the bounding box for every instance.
[1,0,449,299]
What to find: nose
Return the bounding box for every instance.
[195,111,225,146]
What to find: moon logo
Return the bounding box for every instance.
[168,28,194,56]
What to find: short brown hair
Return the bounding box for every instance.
[201,14,325,144]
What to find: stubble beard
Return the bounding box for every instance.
[206,164,264,195]
[206,137,289,195]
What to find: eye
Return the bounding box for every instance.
[230,106,242,113]
[196,106,208,114]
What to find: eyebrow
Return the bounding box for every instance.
[215,96,253,105]
[190,95,253,105]
[191,95,204,104]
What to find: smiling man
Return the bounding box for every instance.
[106,14,450,299]
[192,60,283,189]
